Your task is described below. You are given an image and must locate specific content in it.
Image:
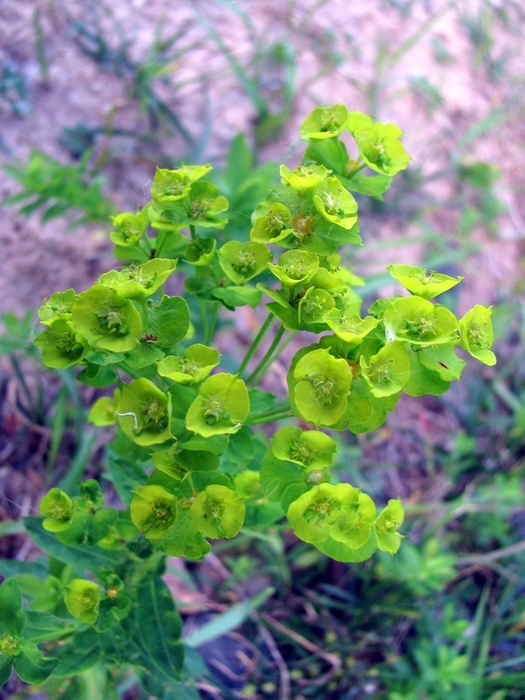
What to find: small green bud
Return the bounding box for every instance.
[39,488,74,532]
[64,579,100,623]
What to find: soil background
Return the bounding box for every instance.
[0,0,524,318]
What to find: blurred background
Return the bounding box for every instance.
[1,0,525,698]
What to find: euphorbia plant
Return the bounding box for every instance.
[4,105,495,695]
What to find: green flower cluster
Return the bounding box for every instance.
[0,579,58,687]
[39,480,136,550]
[32,104,496,574]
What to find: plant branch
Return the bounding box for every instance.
[237,312,274,377]
[246,323,286,386]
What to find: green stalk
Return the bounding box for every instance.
[154,229,167,257]
[199,300,209,343]
[119,363,141,380]
[237,312,274,377]
[247,408,292,426]
[344,162,367,178]
[205,301,220,346]
[10,355,38,421]
[246,324,286,387]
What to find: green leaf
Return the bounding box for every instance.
[51,629,102,677]
[0,558,48,580]
[147,295,190,348]
[248,389,279,416]
[131,578,184,683]
[185,587,274,648]
[418,344,466,381]
[182,434,229,455]
[315,528,378,563]
[22,611,69,643]
[124,343,165,370]
[56,509,117,547]
[0,656,13,687]
[0,579,25,636]
[106,456,147,506]
[77,361,118,388]
[404,346,451,396]
[24,517,120,572]
[303,139,349,176]
[387,264,463,299]
[260,451,305,502]
[212,285,262,309]
[332,377,399,434]
[113,243,151,264]
[341,173,392,200]
[226,426,255,466]
[14,643,58,684]
[224,133,253,191]
[167,383,198,421]
[161,509,211,560]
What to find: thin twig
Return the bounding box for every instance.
[457,539,525,565]
[260,612,342,685]
[258,622,291,700]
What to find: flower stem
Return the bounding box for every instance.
[246,402,292,425]
[345,162,367,178]
[237,312,275,377]
[246,323,286,387]
[199,300,209,343]
[205,301,220,346]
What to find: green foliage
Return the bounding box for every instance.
[4,104,497,696]
[3,150,115,227]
